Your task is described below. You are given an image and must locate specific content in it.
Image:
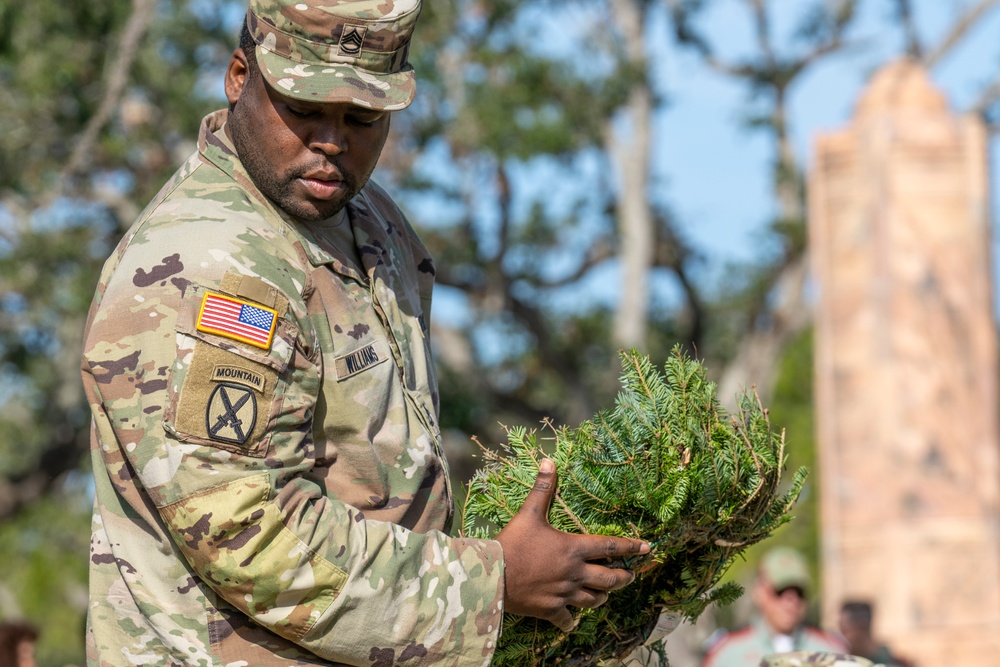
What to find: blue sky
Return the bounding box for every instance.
[654,1,1000,300]
[414,1,1000,334]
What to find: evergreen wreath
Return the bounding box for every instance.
[461,346,807,667]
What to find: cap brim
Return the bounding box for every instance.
[257,48,416,111]
[769,574,810,593]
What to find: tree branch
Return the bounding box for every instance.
[664,0,715,61]
[496,162,512,263]
[0,411,89,522]
[62,0,157,180]
[651,211,705,350]
[508,240,617,289]
[971,76,1000,116]
[665,0,862,405]
[893,0,924,58]
[923,0,1000,70]
[671,1,859,94]
[746,0,777,69]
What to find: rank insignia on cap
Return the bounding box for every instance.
[339,25,367,56]
[196,291,277,350]
[206,383,257,445]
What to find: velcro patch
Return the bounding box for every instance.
[335,341,388,380]
[339,25,367,56]
[211,365,266,392]
[206,383,257,445]
[196,291,277,350]
[172,343,278,456]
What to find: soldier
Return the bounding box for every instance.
[701,547,846,667]
[80,1,648,665]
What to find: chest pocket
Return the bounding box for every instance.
[164,285,299,458]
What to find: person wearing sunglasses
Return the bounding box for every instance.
[702,547,847,667]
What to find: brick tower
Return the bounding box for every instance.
[809,59,1000,665]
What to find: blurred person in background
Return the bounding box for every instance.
[701,547,846,667]
[0,620,38,667]
[839,600,914,667]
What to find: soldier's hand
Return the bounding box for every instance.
[495,458,649,632]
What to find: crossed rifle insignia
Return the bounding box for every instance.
[206,383,257,445]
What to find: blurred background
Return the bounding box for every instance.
[1,1,998,665]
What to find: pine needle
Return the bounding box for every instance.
[461,346,807,667]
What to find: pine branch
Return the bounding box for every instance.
[462,346,806,667]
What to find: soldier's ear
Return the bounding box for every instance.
[225,48,251,106]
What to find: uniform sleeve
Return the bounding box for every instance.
[82,203,504,667]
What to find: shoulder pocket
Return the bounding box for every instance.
[164,285,299,457]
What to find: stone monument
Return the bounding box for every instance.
[809,59,1000,665]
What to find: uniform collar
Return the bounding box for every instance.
[754,616,807,649]
[196,110,392,279]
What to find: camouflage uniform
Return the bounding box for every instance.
[759,651,882,667]
[247,0,420,110]
[701,619,847,667]
[81,110,505,666]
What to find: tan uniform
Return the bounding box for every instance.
[702,620,847,667]
[82,110,504,667]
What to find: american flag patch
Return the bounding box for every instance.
[196,291,277,350]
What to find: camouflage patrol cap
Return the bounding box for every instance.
[760,652,880,667]
[247,0,422,110]
[759,546,812,594]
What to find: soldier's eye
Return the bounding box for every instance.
[347,115,379,128]
[287,105,315,119]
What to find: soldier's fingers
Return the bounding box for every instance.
[549,607,578,633]
[577,535,649,561]
[603,536,649,558]
[571,588,610,610]
[580,562,636,591]
[518,458,558,522]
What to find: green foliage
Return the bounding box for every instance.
[705,329,822,629]
[0,210,114,479]
[462,347,807,666]
[0,3,127,187]
[766,329,819,554]
[0,487,90,667]
[0,3,238,663]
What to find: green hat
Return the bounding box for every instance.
[759,651,879,667]
[759,546,812,593]
[247,0,422,110]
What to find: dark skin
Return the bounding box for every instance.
[751,574,808,635]
[496,458,648,631]
[224,49,649,633]
[838,612,878,658]
[225,48,389,222]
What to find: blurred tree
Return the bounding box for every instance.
[0,1,237,663]
[389,0,708,452]
[667,0,861,408]
[0,488,90,666]
[668,0,1000,409]
[0,0,236,519]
